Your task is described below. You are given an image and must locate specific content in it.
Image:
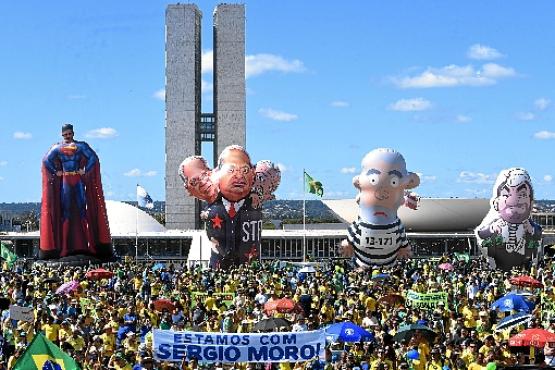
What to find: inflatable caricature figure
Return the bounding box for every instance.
[179,146,280,269]
[475,168,542,271]
[342,148,420,268]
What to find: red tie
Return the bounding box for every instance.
[228,203,236,218]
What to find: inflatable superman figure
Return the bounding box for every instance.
[40,124,113,261]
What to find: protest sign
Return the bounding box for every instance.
[406,290,448,310]
[190,292,235,308]
[153,329,326,363]
[9,305,34,322]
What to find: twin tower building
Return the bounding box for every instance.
[165,4,246,230]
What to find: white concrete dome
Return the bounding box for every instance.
[105,200,166,234]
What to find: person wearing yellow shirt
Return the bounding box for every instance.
[461,342,479,366]
[425,349,444,370]
[205,292,216,311]
[467,353,487,370]
[370,348,394,370]
[461,302,477,328]
[100,325,116,356]
[365,295,377,312]
[319,299,335,324]
[67,331,86,352]
[58,320,72,343]
[108,353,133,370]
[41,317,60,344]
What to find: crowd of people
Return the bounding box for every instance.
[0,254,554,370]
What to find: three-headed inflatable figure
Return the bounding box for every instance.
[342,148,420,268]
[179,146,280,269]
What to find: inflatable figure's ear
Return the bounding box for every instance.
[404,172,420,189]
[353,175,361,189]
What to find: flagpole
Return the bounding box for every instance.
[136,184,139,262]
[303,169,306,262]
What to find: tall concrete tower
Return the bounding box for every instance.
[165,4,246,230]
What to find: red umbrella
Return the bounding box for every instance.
[153,299,175,312]
[509,275,543,288]
[509,329,555,347]
[264,298,303,314]
[85,268,114,280]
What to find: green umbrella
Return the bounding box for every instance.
[392,324,437,344]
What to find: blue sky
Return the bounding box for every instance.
[0,1,554,202]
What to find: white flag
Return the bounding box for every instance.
[137,185,154,209]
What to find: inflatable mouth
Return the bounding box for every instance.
[374,211,388,217]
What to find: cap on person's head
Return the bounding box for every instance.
[141,356,154,364]
[62,123,74,132]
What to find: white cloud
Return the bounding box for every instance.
[340,167,356,174]
[201,50,305,78]
[246,54,306,78]
[467,44,504,60]
[388,98,432,112]
[456,114,472,123]
[534,130,555,140]
[276,163,288,172]
[124,169,141,177]
[0,161,7,167]
[258,108,298,122]
[86,127,118,139]
[481,63,515,78]
[393,63,515,89]
[0,176,4,181]
[331,101,349,108]
[517,112,536,121]
[545,175,553,182]
[153,89,165,101]
[13,131,32,140]
[124,169,157,177]
[202,50,213,74]
[457,171,496,184]
[534,98,551,111]
[202,79,213,94]
[416,173,437,182]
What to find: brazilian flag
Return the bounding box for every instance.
[12,332,80,370]
[304,171,323,197]
[0,242,17,268]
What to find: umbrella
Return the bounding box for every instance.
[264,298,303,314]
[438,263,454,271]
[85,268,114,280]
[152,263,165,271]
[325,322,374,342]
[299,266,316,273]
[371,273,390,280]
[55,281,80,295]
[393,324,437,344]
[509,328,555,347]
[494,312,533,333]
[491,294,535,312]
[43,277,61,284]
[509,276,543,289]
[378,294,405,307]
[253,318,291,332]
[153,299,175,312]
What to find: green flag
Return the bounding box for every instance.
[0,242,17,268]
[12,332,80,370]
[454,252,470,263]
[304,171,323,197]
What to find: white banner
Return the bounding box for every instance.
[9,305,34,322]
[153,329,326,363]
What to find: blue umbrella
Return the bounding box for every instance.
[371,273,390,280]
[152,263,165,271]
[491,293,535,312]
[325,322,374,342]
[495,312,533,332]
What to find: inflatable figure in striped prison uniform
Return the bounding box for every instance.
[341,148,420,269]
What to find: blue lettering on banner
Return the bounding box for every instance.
[153,329,326,363]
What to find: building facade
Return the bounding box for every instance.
[165,4,246,230]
